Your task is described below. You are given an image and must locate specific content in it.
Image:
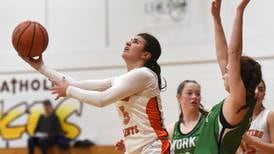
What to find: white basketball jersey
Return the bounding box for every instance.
[244,109,271,153]
[115,68,168,154]
[248,109,271,142]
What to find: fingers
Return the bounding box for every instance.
[49,78,65,86]
[50,79,58,85]
[212,0,221,8]
[211,0,221,17]
[28,56,40,63]
[50,83,67,100]
[237,0,251,11]
[50,86,61,100]
[18,53,31,63]
[55,95,60,100]
[114,139,124,151]
[38,54,43,61]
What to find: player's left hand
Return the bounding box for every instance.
[115,139,126,153]
[242,133,258,147]
[50,77,69,100]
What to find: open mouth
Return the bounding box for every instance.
[123,46,129,52]
[190,101,198,105]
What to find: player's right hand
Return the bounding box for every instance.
[115,139,126,153]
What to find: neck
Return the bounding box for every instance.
[253,101,264,117]
[126,61,145,71]
[181,108,201,124]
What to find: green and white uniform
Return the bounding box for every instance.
[194,99,256,154]
[171,115,206,154]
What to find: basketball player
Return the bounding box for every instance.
[167,80,208,153]
[194,0,262,153]
[19,33,170,154]
[238,80,274,153]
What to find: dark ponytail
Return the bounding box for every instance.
[237,56,262,113]
[137,33,166,90]
[240,56,262,99]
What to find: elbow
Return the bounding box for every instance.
[228,48,241,55]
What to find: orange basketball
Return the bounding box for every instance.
[12,20,49,57]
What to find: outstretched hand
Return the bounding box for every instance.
[211,0,222,19]
[18,54,44,70]
[50,77,69,100]
[237,0,251,12]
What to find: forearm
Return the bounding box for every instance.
[226,9,245,101]
[213,18,228,75]
[70,79,112,91]
[38,65,74,83]
[66,86,115,108]
[38,65,111,91]
[251,140,274,153]
[228,10,244,56]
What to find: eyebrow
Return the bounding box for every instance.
[133,38,146,45]
[133,38,141,43]
[133,38,139,41]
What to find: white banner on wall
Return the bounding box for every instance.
[0,76,82,147]
[0,74,121,147]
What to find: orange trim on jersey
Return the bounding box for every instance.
[146,97,170,154]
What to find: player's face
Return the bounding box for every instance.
[122,36,149,63]
[255,81,265,103]
[177,83,201,110]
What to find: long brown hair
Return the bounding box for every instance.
[177,80,208,122]
[237,56,262,112]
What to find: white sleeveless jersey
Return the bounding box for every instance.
[244,109,271,153]
[248,109,271,143]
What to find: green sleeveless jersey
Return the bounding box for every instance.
[194,99,256,154]
[171,115,206,154]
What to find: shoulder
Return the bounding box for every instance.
[167,122,177,132]
[211,100,224,112]
[267,111,274,127]
[167,122,178,139]
[130,67,154,76]
[126,67,155,80]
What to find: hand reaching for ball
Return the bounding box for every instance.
[19,54,44,70]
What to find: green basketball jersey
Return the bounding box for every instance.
[194,99,256,154]
[171,115,206,154]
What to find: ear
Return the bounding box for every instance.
[176,94,181,102]
[142,51,151,61]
